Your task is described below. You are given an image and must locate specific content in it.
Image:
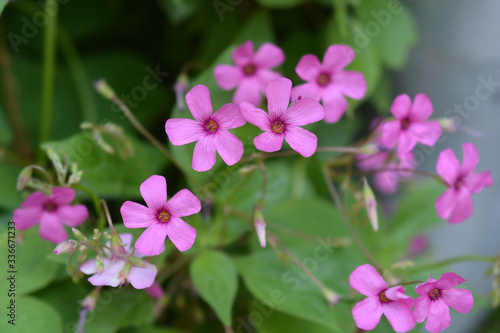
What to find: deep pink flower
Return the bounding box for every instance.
[435,142,493,223]
[239,77,324,157]
[120,175,200,255]
[382,93,442,156]
[146,282,165,299]
[166,84,246,172]
[80,233,158,289]
[414,272,474,333]
[350,264,416,332]
[291,44,366,123]
[214,40,284,105]
[13,187,88,244]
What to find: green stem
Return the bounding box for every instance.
[394,255,496,276]
[71,184,106,230]
[333,0,348,38]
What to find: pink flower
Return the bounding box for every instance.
[414,272,474,333]
[382,93,442,156]
[349,264,415,332]
[80,233,158,289]
[291,45,366,123]
[165,84,246,172]
[146,282,165,299]
[240,77,324,157]
[214,40,284,105]
[435,142,493,223]
[120,175,200,255]
[13,187,88,244]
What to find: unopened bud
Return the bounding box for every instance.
[72,228,86,241]
[128,256,150,268]
[359,143,379,155]
[322,288,340,306]
[238,165,258,176]
[81,289,100,311]
[94,79,116,101]
[54,240,77,255]
[362,177,378,231]
[438,118,459,133]
[17,166,33,190]
[254,211,266,248]
[174,73,189,112]
[146,282,164,299]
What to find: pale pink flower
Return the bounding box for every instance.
[435,142,493,223]
[382,93,442,156]
[214,40,284,105]
[80,233,158,289]
[120,175,200,255]
[13,187,88,244]
[291,44,366,123]
[165,84,246,172]
[350,264,416,332]
[414,272,474,333]
[240,77,324,157]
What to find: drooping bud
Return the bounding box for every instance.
[17,166,33,190]
[54,240,77,255]
[322,288,340,306]
[72,228,86,241]
[174,73,189,112]
[362,177,378,231]
[254,211,267,248]
[359,142,379,155]
[80,288,100,311]
[94,79,116,101]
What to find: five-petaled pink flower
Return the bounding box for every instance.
[80,233,158,289]
[214,40,284,106]
[414,272,474,333]
[121,175,200,255]
[240,77,324,157]
[166,84,246,172]
[382,93,442,156]
[13,187,88,244]
[291,44,366,123]
[435,142,493,223]
[349,264,416,333]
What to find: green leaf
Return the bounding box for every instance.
[256,309,339,333]
[256,0,308,8]
[0,0,9,16]
[190,250,238,326]
[0,296,63,332]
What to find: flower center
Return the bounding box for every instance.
[454,177,464,190]
[206,120,218,132]
[272,120,285,134]
[429,288,441,300]
[401,118,411,130]
[43,201,57,212]
[317,73,330,86]
[243,64,256,76]
[158,210,170,222]
[379,291,390,303]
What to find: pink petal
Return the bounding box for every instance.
[256,69,281,88]
[436,272,466,290]
[192,135,217,172]
[352,296,383,331]
[233,79,262,106]
[415,276,437,296]
[390,94,412,119]
[322,44,356,72]
[333,70,366,99]
[232,40,254,67]
[146,282,165,299]
[118,233,134,251]
[409,93,433,121]
[266,77,292,120]
[441,288,474,314]
[165,118,204,145]
[127,264,157,289]
[383,300,416,333]
[57,204,88,227]
[121,201,157,228]
[80,259,98,275]
[88,260,126,287]
[461,142,479,175]
[425,300,450,333]
[214,130,244,166]
[436,149,461,186]
[185,85,213,123]
[295,54,322,81]
[448,187,473,223]
[385,286,412,305]
[396,131,417,156]
[382,120,401,149]
[283,126,318,158]
[435,188,458,220]
[349,264,387,296]
[140,175,167,212]
[464,171,493,194]
[165,189,201,218]
[414,295,431,323]
[166,217,196,252]
[51,187,76,206]
[214,64,242,90]
[281,97,324,126]
[374,171,399,194]
[409,121,442,146]
[239,102,270,131]
[254,131,283,153]
[212,103,247,129]
[13,206,43,230]
[291,82,321,102]
[135,222,169,256]
[19,191,48,208]
[39,212,67,244]
[254,42,284,68]
[322,88,348,123]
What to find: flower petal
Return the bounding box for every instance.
[214,130,244,166]
[349,264,388,296]
[374,171,399,194]
[415,276,437,296]
[232,40,254,67]
[19,191,48,208]
[185,85,213,123]
[383,300,416,333]
[322,45,355,72]
[322,88,348,123]
[254,42,284,68]
[212,103,247,129]
[192,135,217,172]
[51,187,76,206]
[448,187,473,224]
[165,118,204,145]
[166,217,196,252]
[135,222,169,256]
[39,213,67,244]
[57,204,88,227]
[435,188,458,220]
[436,148,461,186]
[233,79,262,106]
[390,94,412,119]
[396,131,417,156]
[140,175,167,212]
[464,171,493,194]
[80,259,98,275]
[461,142,479,175]
[214,64,242,90]
[256,69,281,88]
[13,207,42,230]
[382,120,401,149]
[127,264,157,289]
[441,288,474,314]
[425,299,451,333]
[410,93,433,121]
[409,121,442,146]
[436,272,466,290]
[283,126,318,157]
[239,102,270,131]
[333,70,366,99]
[295,54,322,81]
[165,189,201,218]
[414,295,431,323]
[254,131,283,153]
[88,260,126,287]
[281,97,324,126]
[352,296,383,331]
[291,83,321,102]
[121,201,157,228]
[266,77,292,120]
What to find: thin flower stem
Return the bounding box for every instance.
[100,200,115,233]
[353,168,441,181]
[322,166,384,271]
[393,255,497,276]
[71,184,106,230]
[28,165,54,185]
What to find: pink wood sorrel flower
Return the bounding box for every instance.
[240,77,324,157]
[291,44,366,123]
[382,93,442,156]
[214,40,284,105]
[435,142,493,223]
[80,233,158,289]
[414,272,474,333]
[350,264,416,332]
[165,84,246,172]
[13,187,88,244]
[120,175,200,255]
